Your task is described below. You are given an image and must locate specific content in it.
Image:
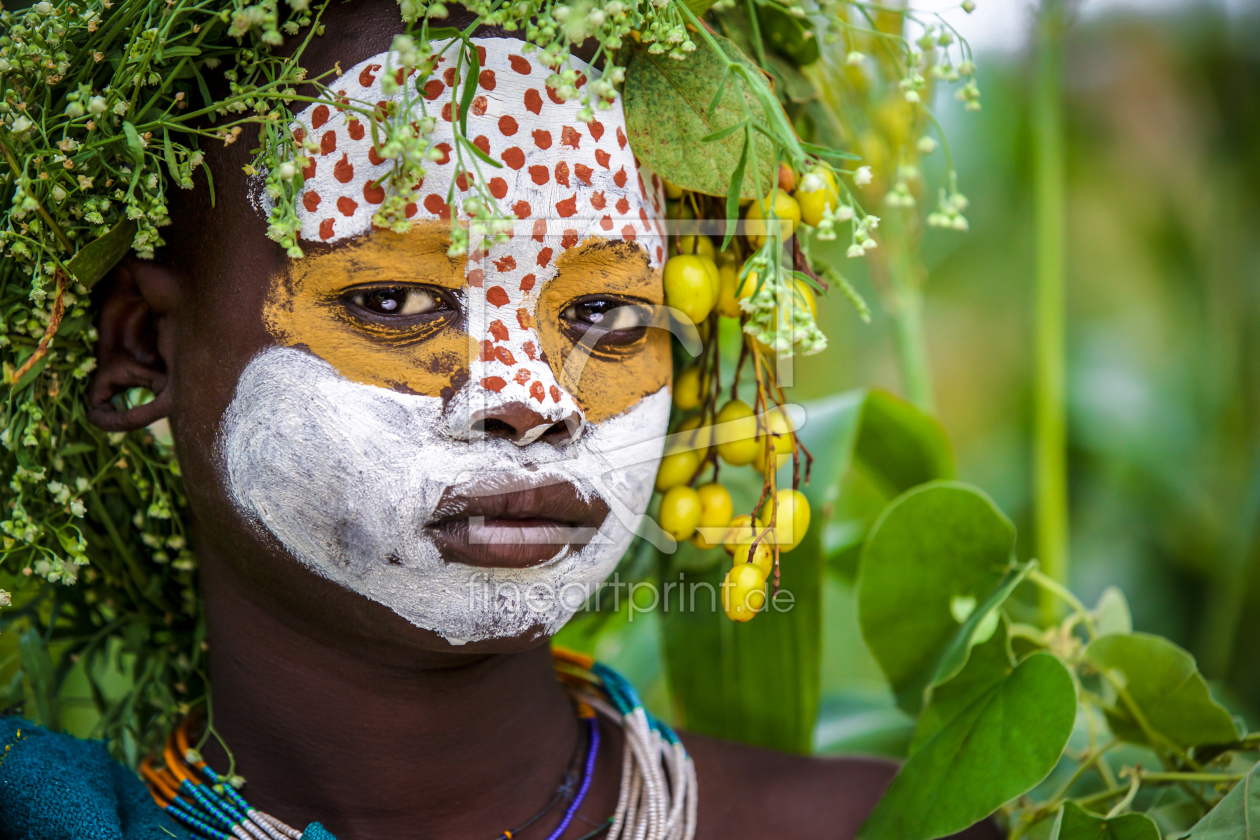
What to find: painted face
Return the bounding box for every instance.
[220,40,673,644]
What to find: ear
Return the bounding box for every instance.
[87,257,181,432]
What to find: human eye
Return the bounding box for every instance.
[560,297,652,347]
[343,285,453,321]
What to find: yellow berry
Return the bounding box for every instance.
[758,488,811,552]
[675,234,716,260]
[697,483,733,528]
[659,486,702,542]
[676,416,713,461]
[673,366,705,411]
[664,255,716,327]
[655,447,700,492]
[700,257,721,303]
[723,562,767,622]
[716,263,743,318]
[663,178,685,200]
[797,168,840,227]
[754,407,795,474]
[715,399,760,466]
[733,541,774,578]
[745,192,802,248]
[722,514,758,555]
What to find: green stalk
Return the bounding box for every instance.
[1033,0,1069,623]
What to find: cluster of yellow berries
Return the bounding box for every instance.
[653,168,838,623]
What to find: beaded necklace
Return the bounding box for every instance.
[141,649,697,840]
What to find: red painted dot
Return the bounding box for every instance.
[561,126,581,149]
[537,247,553,268]
[550,385,562,403]
[489,320,510,342]
[555,161,570,188]
[303,191,321,212]
[433,142,452,166]
[479,68,497,90]
[514,368,532,385]
[293,127,306,144]
[617,126,628,149]
[498,115,519,136]
[423,79,444,100]
[363,180,385,205]
[443,67,457,86]
[493,345,516,366]
[479,340,496,362]
[502,147,525,170]
[556,195,578,218]
[561,229,578,250]
[616,197,631,215]
[529,165,549,186]
[467,269,485,288]
[590,191,606,210]
[517,308,533,330]
[520,274,537,292]
[524,89,543,115]
[574,163,593,185]
[473,135,491,157]
[532,129,552,150]
[523,340,538,360]
[393,66,407,87]
[482,376,507,393]
[621,225,636,242]
[359,63,381,87]
[303,157,316,180]
[529,381,546,403]
[614,168,628,188]
[576,72,587,89]
[510,54,532,75]
[600,215,613,231]
[656,245,664,263]
[424,194,451,220]
[456,172,470,192]
[405,202,418,218]
[319,218,335,240]
[513,200,532,219]
[476,45,487,64]
[589,120,605,141]
[334,154,354,184]
[494,255,517,272]
[595,149,611,169]
[369,146,387,166]
[347,119,365,141]
[488,177,509,199]
[320,130,337,155]
[311,105,331,129]
[486,286,510,307]
[471,96,488,116]
[546,84,565,106]
[532,220,547,242]
[336,196,358,216]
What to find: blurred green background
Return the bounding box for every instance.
[559,1,1260,755]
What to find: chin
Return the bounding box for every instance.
[219,347,669,645]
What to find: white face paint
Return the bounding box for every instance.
[222,41,673,643]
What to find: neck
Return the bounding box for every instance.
[199,553,599,838]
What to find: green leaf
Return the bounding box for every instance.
[854,390,955,495]
[910,619,1013,753]
[1094,587,1132,637]
[1050,802,1160,840]
[1084,633,1240,748]
[858,653,1077,840]
[162,129,180,183]
[66,220,137,289]
[1181,761,1260,840]
[858,482,1015,713]
[121,121,145,167]
[19,629,59,732]
[623,34,775,199]
[927,561,1033,692]
[756,4,821,67]
[765,52,817,104]
[458,40,480,137]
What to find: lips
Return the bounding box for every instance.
[426,476,611,568]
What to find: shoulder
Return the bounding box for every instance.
[681,730,999,840]
[0,716,184,840]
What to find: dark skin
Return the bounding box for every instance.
[88,3,999,837]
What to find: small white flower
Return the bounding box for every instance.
[962,0,976,12]
[847,244,866,258]
[846,51,864,66]
[854,166,873,187]
[835,205,855,222]
[277,161,296,180]
[917,136,938,154]
[11,116,32,133]
[799,173,823,193]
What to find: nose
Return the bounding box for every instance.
[470,401,584,446]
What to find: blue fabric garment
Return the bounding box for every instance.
[0,716,187,840]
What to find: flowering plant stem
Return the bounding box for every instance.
[1033,0,1069,624]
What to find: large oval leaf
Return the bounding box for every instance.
[1182,761,1260,840]
[1050,802,1160,840]
[858,652,1077,840]
[1085,633,1239,748]
[622,34,775,198]
[858,482,1015,712]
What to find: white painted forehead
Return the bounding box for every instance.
[289,38,667,268]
